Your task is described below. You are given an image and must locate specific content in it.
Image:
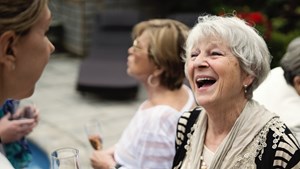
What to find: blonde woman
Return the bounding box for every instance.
[0,0,55,168]
[90,19,195,169]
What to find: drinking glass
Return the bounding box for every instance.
[51,147,80,169]
[84,120,103,150]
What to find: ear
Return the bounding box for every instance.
[243,74,255,87]
[293,75,300,96]
[153,66,164,77]
[0,31,17,67]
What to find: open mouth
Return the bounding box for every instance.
[196,78,216,88]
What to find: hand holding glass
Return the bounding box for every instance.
[84,120,103,150]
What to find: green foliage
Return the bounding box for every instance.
[268,30,300,68]
[208,1,300,68]
[163,0,300,68]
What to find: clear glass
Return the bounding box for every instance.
[51,147,80,169]
[84,120,103,150]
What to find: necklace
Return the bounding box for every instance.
[200,156,208,169]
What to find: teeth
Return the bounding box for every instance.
[196,78,212,82]
[196,77,216,88]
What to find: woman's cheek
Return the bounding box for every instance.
[186,62,194,79]
[186,63,195,89]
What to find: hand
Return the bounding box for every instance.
[30,105,40,123]
[13,104,40,123]
[90,149,116,169]
[0,113,36,143]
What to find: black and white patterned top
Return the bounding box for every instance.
[172,107,300,169]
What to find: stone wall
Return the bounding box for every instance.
[49,0,137,56]
[50,0,103,56]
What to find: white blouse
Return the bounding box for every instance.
[253,67,300,142]
[0,152,14,169]
[114,86,194,169]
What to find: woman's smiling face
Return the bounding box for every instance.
[186,37,249,108]
[127,31,157,82]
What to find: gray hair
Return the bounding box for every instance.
[184,14,272,99]
[280,37,300,86]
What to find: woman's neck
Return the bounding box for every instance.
[204,99,248,152]
[144,85,190,111]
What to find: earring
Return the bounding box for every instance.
[147,74,159,87]
[243,84,248,94]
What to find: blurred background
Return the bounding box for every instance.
[49,0,300,67]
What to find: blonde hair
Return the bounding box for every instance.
[0,0,48,36]
[132,19,189,90]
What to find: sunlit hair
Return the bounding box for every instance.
[132,19,189,90]
[185,14,271,99]
[0,0,48,36]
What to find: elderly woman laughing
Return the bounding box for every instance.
[172,14,300,169]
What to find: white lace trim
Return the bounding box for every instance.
[232,117,285,168]
[174,116,287,169]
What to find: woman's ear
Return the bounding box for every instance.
[243,74,255,87]
[293,75,300,96]
[0,31,16,68]
[153,66,164,77]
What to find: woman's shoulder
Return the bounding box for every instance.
[0,153,14,169]
[175,107,203,146]
[178,107,202,126]
[256,117,300,168]
[265,118,299,151]
[136,104,182,129]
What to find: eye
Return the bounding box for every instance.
[191,49,200,58]
[211,51,223,56]
[191,53,198,58]
[132,45,143,53]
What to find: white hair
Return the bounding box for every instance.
[184,14,272,99]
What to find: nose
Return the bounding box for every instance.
[128,46,134,55]
[49,40,55,54]
[193,53,209,68]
